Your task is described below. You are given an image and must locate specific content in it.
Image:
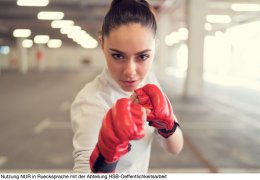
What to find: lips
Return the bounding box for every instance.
[121,80,139,87]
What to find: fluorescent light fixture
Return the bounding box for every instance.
[164,28,188,46]
[178,27,189,41]
[206,15,231,23]
[60,26,81,34]
[204,23,212,31]
[61,27,98,49]
[73,32,98,49]
[22,39,33,48]
[51,20,74,28]
[13,29,31,38]
[79,39,98,49]
[165,32,179,46]
[37,11,64,20]
[67,30,89,40]
[17,0,49,7]
[34,35,49,44]
[47,39,62,48]
[231,3,260,11]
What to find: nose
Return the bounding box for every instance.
[123,59,137,78]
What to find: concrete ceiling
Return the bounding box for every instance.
[0,0,260,47]
[0,0,166,46]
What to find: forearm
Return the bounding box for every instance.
[72,148,92,173]
[157,126,184,155]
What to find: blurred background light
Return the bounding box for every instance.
[206,15,231,23]
[47,39,62,48]
[22,39,33,48]
[17,0,49,7]
[231,3,260,12]
[165,27,188,46]
[60,26,81,35]
[51,20,74,28]
[34,35,50,44]
[37,11,64,20]
[204,23,212,31]
[13,29,31,38]
[0,46,10,55]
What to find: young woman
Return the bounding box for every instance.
[71,0,184,173]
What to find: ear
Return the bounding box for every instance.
[98,35,104,50]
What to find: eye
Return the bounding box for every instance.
[111,53,124,60]
[138,54,150,61]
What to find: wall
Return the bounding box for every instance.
[0,45,105,71]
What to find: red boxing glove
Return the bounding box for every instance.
[135,84,179,138]
[89,98,145,173]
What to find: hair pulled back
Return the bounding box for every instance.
[101,0,157,38]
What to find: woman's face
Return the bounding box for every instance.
[101,23,156,92]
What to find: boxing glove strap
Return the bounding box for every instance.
[158,122,180,138]
[92,152,118,173]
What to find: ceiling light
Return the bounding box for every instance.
[73,32,98,49]
[165,32,180,46]
[37,11,64,20]
[231,3,260,11]
[206,15,231,23]
[204,23,212,31]
[60,26,81,34]
[178,28,189,41]
[51,20,74,28]
[13,29,31,38]
[22,39,33,48]
[17,0,49,7]
[47,39,62,48]
[68,30,90,41]
[79,39,98,49]
[34,35,49,44]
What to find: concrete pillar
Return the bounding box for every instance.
[17,38,28,74]
[156,12,171,76]
[183,0,207,98]
[36,45,46,72]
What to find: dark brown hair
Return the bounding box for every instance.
[101,0,157,38]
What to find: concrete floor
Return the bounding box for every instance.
[0,67,260,173]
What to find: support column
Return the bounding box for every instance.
[183,0,207,98]
[17,38,28,74]
[156,12,171,76]
[36,45,46,72]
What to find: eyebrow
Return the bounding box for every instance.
[109,48,151,55]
